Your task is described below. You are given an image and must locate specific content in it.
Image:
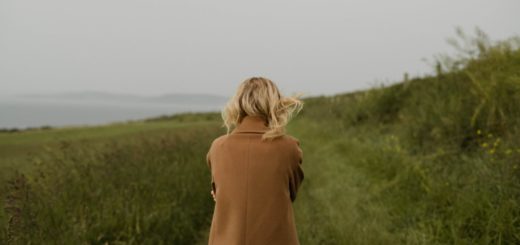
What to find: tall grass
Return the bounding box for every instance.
[292,28,520,244]
[2,125,222,244]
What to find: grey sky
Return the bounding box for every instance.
[1,0,518,98]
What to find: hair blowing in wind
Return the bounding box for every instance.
[221,77,304,141]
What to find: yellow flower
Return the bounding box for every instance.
[488,149,495,155]
[481,143,489,148]
[476,129,482,135]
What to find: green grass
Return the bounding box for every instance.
[0,114,223,244]
[0,115,218,161]
[289,30,520,244]
[1,29,519,244]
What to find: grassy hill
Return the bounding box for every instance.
[1,31,519,244]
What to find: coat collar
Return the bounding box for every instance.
[232,115,269,134]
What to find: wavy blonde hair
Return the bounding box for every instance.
[222,77,304,141]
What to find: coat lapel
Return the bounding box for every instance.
[232,115,269,134]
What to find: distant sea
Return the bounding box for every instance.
[0,95,224,129]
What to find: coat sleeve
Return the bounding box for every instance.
[289,139,304,202]
[206,146,216,194]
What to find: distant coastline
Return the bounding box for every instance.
[0,91,227,130]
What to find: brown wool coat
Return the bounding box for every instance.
[206,115,304,245]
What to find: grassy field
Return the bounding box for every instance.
[0,113,224,244]
[1,31,519,244]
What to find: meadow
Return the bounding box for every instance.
[1,30,519,244]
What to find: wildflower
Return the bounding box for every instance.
[476,129,482,135]
[488,149,495,155]
[481,143,489,148]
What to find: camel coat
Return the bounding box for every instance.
[206,115,304,245]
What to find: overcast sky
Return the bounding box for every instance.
[1,0,518,98]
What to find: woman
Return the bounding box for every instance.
[205,77,305,245]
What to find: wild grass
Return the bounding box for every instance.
[2,123,223,244]
[292,28,520,244]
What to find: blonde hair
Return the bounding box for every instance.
[222,77,304,141]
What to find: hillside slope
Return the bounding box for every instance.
[288,33,520,244]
